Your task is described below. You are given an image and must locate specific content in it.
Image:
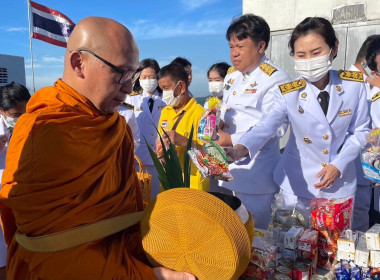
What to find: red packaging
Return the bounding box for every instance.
[293,261,310,280]
[298,229,318,255]
[240,262,267,280]
[310,197,353,270]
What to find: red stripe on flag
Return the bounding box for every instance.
[32,32,67,48]
[30,1,75,26]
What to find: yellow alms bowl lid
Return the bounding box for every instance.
[141,188,251,280]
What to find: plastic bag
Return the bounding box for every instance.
[197,97,221,142]
[310,194,353,270]
[361,129,380,183]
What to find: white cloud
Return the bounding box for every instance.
[2,27,28,32]
[179,0,219,11]
[130,18,229,40]
[41,56,64,63]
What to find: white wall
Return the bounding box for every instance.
[243,0,380,31]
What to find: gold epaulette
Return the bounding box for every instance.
[259,62,277,76]
[338,70,364,82]
[278,79,306,95]
[227,66,236,74]
[372,92,380,103]
[129,89,142,96]
[121,102,134,110]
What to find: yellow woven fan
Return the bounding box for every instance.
[141,188,252,280]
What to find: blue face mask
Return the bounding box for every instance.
[4,116,18,128]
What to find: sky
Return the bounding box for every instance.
[0,0,242,97]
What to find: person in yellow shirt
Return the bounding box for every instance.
[156,63,209,191]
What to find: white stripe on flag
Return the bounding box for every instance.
[33,26,67,43]
[31,6,72,26]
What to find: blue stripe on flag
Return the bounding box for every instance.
[32,12,74,38]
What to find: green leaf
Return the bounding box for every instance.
[183,124,194,188]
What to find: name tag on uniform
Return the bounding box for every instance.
[134,106,143,111]
[339,109,352,117]
[244,88,257,94]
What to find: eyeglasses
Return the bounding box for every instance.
[72,48,140,85]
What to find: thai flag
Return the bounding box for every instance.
[30,1,75,48]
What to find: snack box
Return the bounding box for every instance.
[337,229,358,253]
[297,229,318,253]
[284,226,304,250]
[355,233,369,267]
[365,223,380,250]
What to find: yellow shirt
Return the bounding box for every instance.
[158,97,209,191]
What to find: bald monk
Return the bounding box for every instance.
[0,17,195,280]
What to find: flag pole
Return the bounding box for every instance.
[26,0,36,93]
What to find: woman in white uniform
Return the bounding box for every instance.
[226,17,370,210]
[203,62,230,109]
[125,59,166,199]
[0,82,31,279]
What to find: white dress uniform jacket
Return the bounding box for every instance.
[238,70,370,200]
[125,90,166,165]
[371,87,380,128]
[118,104,140,152]
[0,116,11,267]
[220,55,290,194]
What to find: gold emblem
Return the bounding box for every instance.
[323,149,329,155]
[301,92,307,98]
[303,137,312,144]
[298,106,304,114]
[279,79,306,95]
[243,77,247,81]
[323,134,329,140]
[372,92,380,103]
[233,91,237,95]
[225,124,230,129]
[259,62,277,76]
[226,108,231,112]
[338,70,364,82]
[250,82,257,87]
[339,109,352,117]
[227,66,236,74]
[321,162,327,167]
[336,86,342,92]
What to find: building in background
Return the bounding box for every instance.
[0,54,26,87]
[244,0,380,78]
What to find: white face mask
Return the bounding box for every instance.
[208,81,224,97]
[294,49,332,82]
[4,116,18,128]
[163,82,181,107]
[140,79,157,93]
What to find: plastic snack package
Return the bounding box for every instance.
[197,97,222,142]
[361,129,380,183]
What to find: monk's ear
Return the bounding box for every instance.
[69,51,85,78]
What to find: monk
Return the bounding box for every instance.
[0,17,195,280]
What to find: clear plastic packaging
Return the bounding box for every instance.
[361,129,380,183]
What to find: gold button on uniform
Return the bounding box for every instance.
[321,162,327,167]
[323,149,328,155]
[323,134,329,140]
[225,124,229,129]
[151,133,154,136]
[226,108,231,112]
[233,91,237,95]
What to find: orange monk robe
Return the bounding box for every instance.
[0,79,156,280]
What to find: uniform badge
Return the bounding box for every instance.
[134,106,143,111]
[250,82,257,87]
[372,92,380,103]
[244,88,257,94]
[339,109,352,117]
[226,78,235,85]
[338,70,364,82]
[224,84,231,90]
[279,79,306,95]
[161,120,168,129]
[336,85,342,92]
[298,106,304,114]
[301,92,307,98]
[303,137,312,144]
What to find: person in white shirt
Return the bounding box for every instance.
[125,59,166,199]
[203,62,230,110]
[348,35,380,231]
[0,82,31,279]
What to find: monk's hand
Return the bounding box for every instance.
[215,128,232,146]
[162,130,188,147]
[223,144,249,162]
[153,267,196,280]
[0,134,8,152]
[314,164,340,189]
